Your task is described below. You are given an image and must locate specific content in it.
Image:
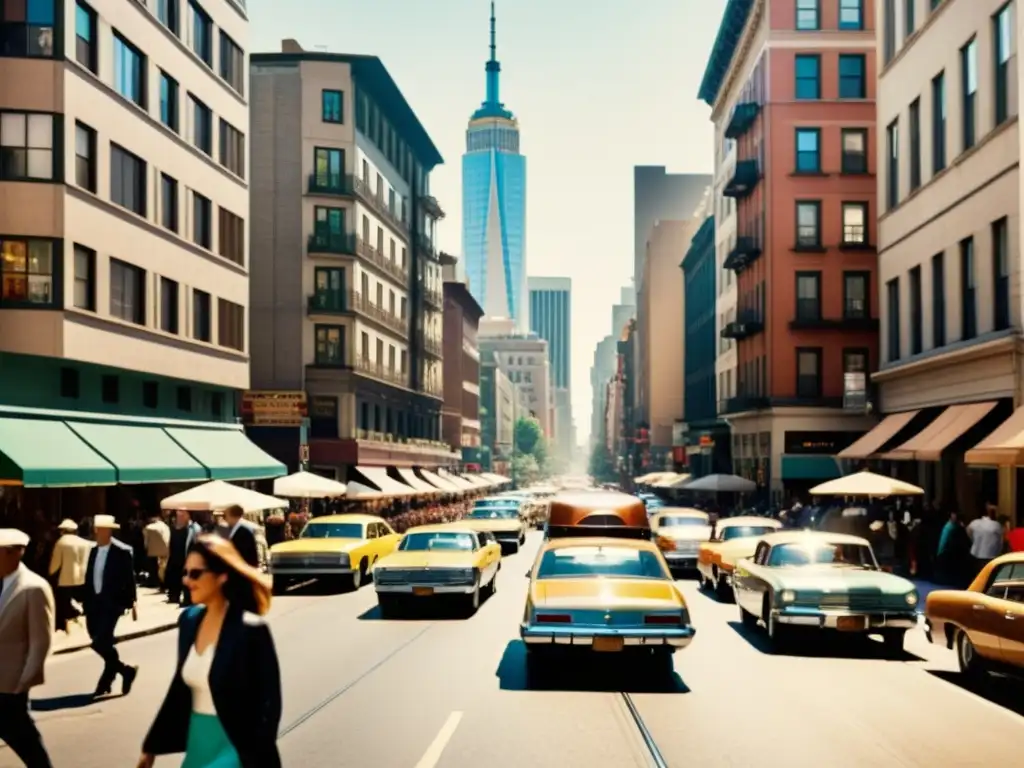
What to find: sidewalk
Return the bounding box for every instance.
[53,588,183,655]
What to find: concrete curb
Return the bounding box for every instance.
[54,620,179,656]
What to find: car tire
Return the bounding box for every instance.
[739,604,758,628]
[488,570,498,596]
[882,630,905,656]
[956,630,983,679]
[350,561,366,591]
[508,542,520,554]
[715,575,733,603]
[465,584,481,615]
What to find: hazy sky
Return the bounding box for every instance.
[248,0,724,442]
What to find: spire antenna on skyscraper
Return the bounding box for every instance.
[490,1,496,62]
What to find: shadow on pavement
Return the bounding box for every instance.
[726,621,925,662]
[495,640,690,694]
[357,592,495,622]
[31,694,98,712]
[927,671,1024,719]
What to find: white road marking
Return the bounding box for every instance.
[413,711,463,768]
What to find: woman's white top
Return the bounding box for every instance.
[182,643,217,715]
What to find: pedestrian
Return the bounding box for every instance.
[166,510,201,606]
[143,514,171,589]
[82,515,139,698]
[219,505,259,569]
[137,535,281,768]
[967,505,1005,577]
[48,519,93,632]
[0,528,55,768]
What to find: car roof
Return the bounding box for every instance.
[547,491,649,528]
[404,523,478,534]
[541,536,661,554]
[719,516,783,528]
[759,530,869,547]
[309,514,380,525]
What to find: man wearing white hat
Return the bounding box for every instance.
[0,528,55,767]
[82,515,138,698]
[48,519,93,632]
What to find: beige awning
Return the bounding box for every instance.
[965,405,1024,466]
[836,411,919,459]
[462,474,492,488]
[418,469,462,492]
[438,470,475,490]
[397,468,440,493]
[355,466,418,496]
[881,402,997,461]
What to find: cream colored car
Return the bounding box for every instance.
[697,516,783,599]
[652,508,711,571]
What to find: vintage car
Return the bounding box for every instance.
[924,552,1024,680]
[460,505,527,551]
[697,516,784,599]
[544,491,651,540]
[732,531,919,651]
[651,508,712,571]
[520,537,695,677]
[267,514,401,593]
[372,523,502,616]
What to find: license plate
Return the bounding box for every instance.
[593,636,624,653]
[836,615,867,631]
[412,587,434,597]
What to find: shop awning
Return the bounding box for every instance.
[461,474,491,489]
[67,422,208,484]
[397,468,439,493]
[164,428,286,481]
[0,418,116,487]
[881,402,998,461]
[481,472,511,484]
[781,455,842,481]
[354,466,418,496]
[836,411,920,459]
[965,405,1024,466]
[418,469,461,492]
[438,470,475,490]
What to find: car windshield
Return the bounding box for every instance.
[721,525,777,541]
[536,546,667,580]
[399,532,475,551]
[657,516,707,527]
[301,523,363,539]
[767,542,877,569]
[469,508,518,519]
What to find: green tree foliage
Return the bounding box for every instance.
[512,416,550,481]
[511,452,541,485]
[514,417,543,455]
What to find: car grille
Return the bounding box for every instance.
[672,540,700,554]
[811,593,909,611]
[375,568,473,586]
[271,554,342,567]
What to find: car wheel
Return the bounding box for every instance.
[956,630,983,678]
[739,604,758,628]
[488,570,498,596]
[882,630,905,656]
[465,584,481,615]
[350,561,366,591]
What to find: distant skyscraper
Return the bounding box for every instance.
[462,2,528,330]
[528,277,571,390]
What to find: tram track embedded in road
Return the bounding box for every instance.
[619,692,669,768]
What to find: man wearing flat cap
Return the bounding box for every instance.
[0,528,55,767]
[82,515,138,698]
[48,519,92,632]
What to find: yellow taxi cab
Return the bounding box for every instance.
[650,508,711,571]
[267,513,400,593]
[696,516,783,599]
[460,503,528,552]
[373,523,502,617]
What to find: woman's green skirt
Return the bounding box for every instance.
[181,712,241,768]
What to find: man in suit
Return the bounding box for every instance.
[165,510,200,605]
[48,519,93,632]
[221,505,260,568]
[82,515,138,698]
[0,528,55,767]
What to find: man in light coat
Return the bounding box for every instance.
[48,519,93,632]
[0,528,55,767]
[142,514,170,589]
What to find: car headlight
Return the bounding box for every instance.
[338,553,350,567]
[905,591,918,606]
[781,589,796,603]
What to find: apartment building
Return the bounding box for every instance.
[248,41,456,477]
[0,0,286,492]
[441,272,484,466]
[699,0,878,495]
[843,0,1021,517]
[479,319,552,438]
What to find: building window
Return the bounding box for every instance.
[110,143,146,216]
[796,349,822,398]
[113,33,146,108]
[161,173,178,232]
[73,244,95,310]
[795,272,821,320]
[794,54,821,99]
[315,325,345,365]
[110,258,145,324]
[844,349,868,374]
[101,375,119,404]
[844,272,869,318]
[840,128,867,173]
[932,252,946,347]
[0,0,55,56]
[795,128,820,172]
[314,147,344,188]
[795,0,819,30]
[190,95,212,155]
[904,0,915,37]
[160,276,178,334]
[142,381,158,409]
[219,31,244,95]
[932,71,946,173]
[908,98,921,191]
[886,278,900,362]
[157,0,178,35]
[993,217,1010,331]
[839,0,863,29]
[219,208,244,266]
[886,119,899,209]
[177,386,192,412]
[190,1,212,66]
[838,54,866,99]
[219,119,245,178]
[217,298,244,351]
[960,236,976,340]
[322,90,343,123]
[841,202,867,245]
[192,191,212,249]
[961,38,978,151]
[883,0,896,64]
[160,71,179,132]
[0,111,54,181]
[994,5,1011,126]
[313,267,345,311]
[0,237,53,305]
[192,288,211,341]
[909,266,922,354]
[74,121,95,191]
[795,201,821,248]
[211,392,223,418]
[75,0,97,72]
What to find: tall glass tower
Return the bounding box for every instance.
[462,2,527,331]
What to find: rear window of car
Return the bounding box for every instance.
[721,525,777,541]
[399,532,475,551]
[657,516,707,527]
[536,546,667,580]
[469,508,518,519]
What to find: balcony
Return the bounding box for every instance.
[420,195,445,219]
[307,292,346,315]
[308,231,356,256]
[723,159,761,199]
[353,356,408,388]
[417,233,437,259]
[348,291,407,336]
[724,101,760,139]
[307,173,354,197]
[422,333,443,358]
[719,396,769,415]
[423,287,444,309]
[355,237,408,284]
[723,236,762,271]
[790,301,879,332]
[353,175,408,236]
[720,310,764,340]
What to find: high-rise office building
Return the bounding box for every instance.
[462,3,528,330]
[528,277,571,390]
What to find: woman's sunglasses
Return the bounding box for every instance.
[182,568,208,580]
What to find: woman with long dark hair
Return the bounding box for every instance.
[137,535,282,768]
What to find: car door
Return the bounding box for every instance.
[476,533,498,582]
[966,562,1018,661]
[735,541,768,614]
[995,563,1024,668]
[377,521,402,556]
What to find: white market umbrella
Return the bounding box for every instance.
[273,471,347,499]
[810,471,924,498]
[679,473,756,493]
[161,480,288,513]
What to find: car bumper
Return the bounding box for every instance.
[772,608,919,630]
[664,552,699,568]
[375,584,476,595]
[270,566,353,576]
[520,624,696,649]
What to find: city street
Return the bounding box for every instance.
[5,532,1022,768]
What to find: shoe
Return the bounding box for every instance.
[121,665,139,696]
[93,681,112,698]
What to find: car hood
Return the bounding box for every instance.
[658,525,712,541]
[757,565,916,593]
[531,578,684,609]
[714,539,763,565]
[460,519,521,533]
[374,550,475,569]
[270,538,363,555]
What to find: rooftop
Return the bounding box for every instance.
[697,0,755,107]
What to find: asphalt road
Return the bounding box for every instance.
[5,532,1023,767]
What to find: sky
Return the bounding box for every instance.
[247,0,725,444]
